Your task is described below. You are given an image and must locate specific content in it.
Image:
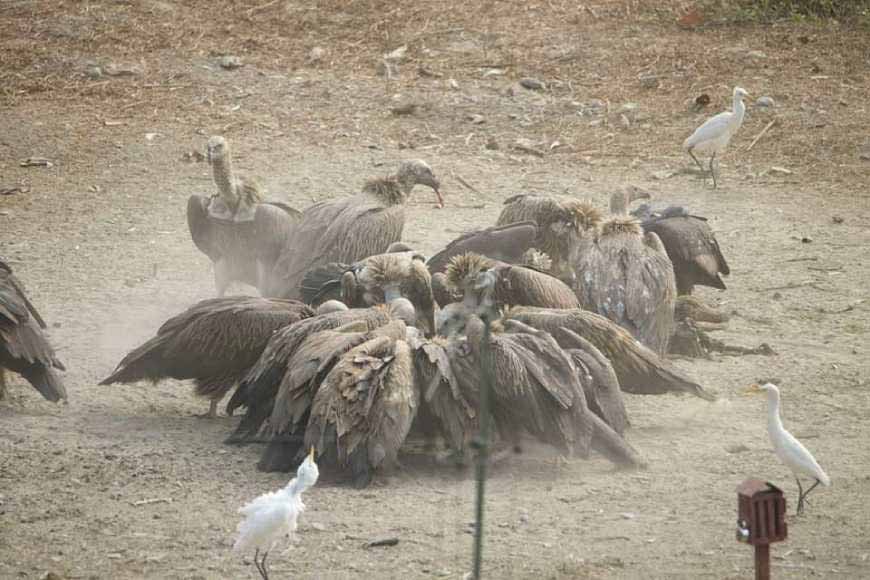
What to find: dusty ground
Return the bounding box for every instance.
[2,1,869,578]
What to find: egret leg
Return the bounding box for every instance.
[688,149,705,172]
[709,154,718,189]
[798,479,822,515]
[261,550,270,580]
[795,477,805,515]
[253,548,264,580]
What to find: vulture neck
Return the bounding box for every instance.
[211,154,240,210]
[609,192,629,215]
[363,177,408,206]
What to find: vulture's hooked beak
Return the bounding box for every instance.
[629,187,653,203]
[741,383,762,396]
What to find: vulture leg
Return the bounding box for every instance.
[688,148,704,173]
[215,259,231,297]
[0,368,6,401]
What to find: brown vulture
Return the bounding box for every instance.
[100,297,314,417]
[187,136,302,296]
[0,260,66,403]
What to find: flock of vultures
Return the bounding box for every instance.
[1,135,734,487]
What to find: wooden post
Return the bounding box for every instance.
[755,544,770,580]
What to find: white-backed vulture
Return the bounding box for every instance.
[425,222,539,274]
[300,251,436,335]
[502,306,715,401]
[628,201,731,295]
[449,312,642,467]
[225,302,409,446]
[0,260,66,403]
[555,327,629,435]
[574,217,676,355]
[305,320,419,488]
[496,194,604,283]
[187,136,302,296]
[100,297,314,417]
[264,160,442,300]
[445,252,580,312]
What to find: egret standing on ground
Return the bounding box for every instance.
[744,383,830,515]
[684,86,749,188]
[234,447,319,579]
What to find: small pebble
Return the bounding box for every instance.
[756,96,775,108]
[519,77,545,90]
[219,55,243,70]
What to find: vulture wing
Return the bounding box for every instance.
[187,195,221,262]
[643,216,730,293]
[493,264,580,309]
[504,307,715,401]
[426,222,539,273]
[0,267,66,402]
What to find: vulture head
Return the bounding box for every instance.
[397,159,444,208]
[386,241,417,253]
[388,297,418,326]
[521,249,553,271]
[316,300,350,315]
[609,186,653,216]
[435,302,468,337]
[206,136,228,165]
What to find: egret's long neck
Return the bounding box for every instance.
[766,389,784,432]
[212,154,239,208]
[731,95,746,129]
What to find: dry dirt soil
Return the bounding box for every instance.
[1,1,869,578]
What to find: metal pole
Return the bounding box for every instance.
[471,315,494,580]
[755,544,770,580]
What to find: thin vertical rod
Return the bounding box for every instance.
[755,544,770,580]
[472,317,494,580]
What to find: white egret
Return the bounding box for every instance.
[234,447,319,579]
[684,86,749,188]
[744,383,830,515]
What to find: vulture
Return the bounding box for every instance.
[444,252,579,312]
[573,217,676,356]
[187,136,302,296]
[0,260,67,403]
[502,306,715,401]
[225,302,409,446]
[434,308,642,467]
[100,297,314,417]
[496,194,616,283]
[301,251,436,336]
[425,221,539,274]
[264,160,442,300]
[629,200,731,295]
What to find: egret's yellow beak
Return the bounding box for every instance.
[308,446,316,462]
[741,383,762,396]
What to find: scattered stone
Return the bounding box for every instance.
[145,132,159,141]
[577,99,607,116]
[801,236,812,244]
[651,169,676,180]
[769,166,792,176]
[832,216,844,224]
[638,73,659,89]
[756,96,775,108]
[390,102,418,116]
[772,292,783,300]
[621,512,636,520]
[726,444,750,454]
[307,46,325,64]
[182,151,205,163]
[103,63,142,77]
[417,65,441,78]
[482,68,506,78]
[448,78,460,90]
[219,55,243,70]
[467,114,485,125]
[0,185,30,195]
[859,146,870,161]
[309,522,327,532]
[384,45,408,63]
[20,158,52,168]
[747,50,767,59]
[519,77,545,90]
[485,136,499,150]
[364,537,399,548]
[690,93,711,112]
[85,65,103,80]
[512,138,544,157]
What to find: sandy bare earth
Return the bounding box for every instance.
[1,1,869,578]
